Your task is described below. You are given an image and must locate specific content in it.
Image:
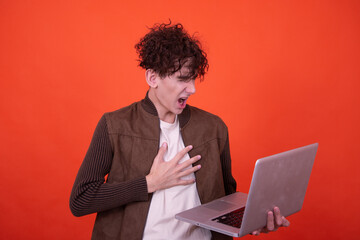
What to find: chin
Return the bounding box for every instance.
[174,109,184,115]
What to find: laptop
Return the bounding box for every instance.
[175,143,318,237]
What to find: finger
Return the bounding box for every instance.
[251,230,260,236]
[155,142,168,162]
[178,155,201,169]
[274,207,283,226]
[267,211,275,231]
[177,178,196,186]
[173,145,193,163]
[282,216,290,227]
[178,164,201,177]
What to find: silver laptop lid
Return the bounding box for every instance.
[239,143,318,236]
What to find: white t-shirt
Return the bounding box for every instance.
[143,116,211,240]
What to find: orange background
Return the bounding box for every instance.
[1,0,359,239]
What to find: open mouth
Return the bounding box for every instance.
[178,97,188,108]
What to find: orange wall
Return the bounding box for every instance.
[1,1,359,239]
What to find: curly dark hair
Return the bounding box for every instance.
[135,21,209,81]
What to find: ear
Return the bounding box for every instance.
[145,69,158,88]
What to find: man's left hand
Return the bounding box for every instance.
[251,207,290,236]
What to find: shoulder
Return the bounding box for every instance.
[102,101,142,132]
[184,105,228,141]
[188,105,227,129]
[182,105,229,152]
[104,101,140,119]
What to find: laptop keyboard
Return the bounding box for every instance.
[211,207,245,228]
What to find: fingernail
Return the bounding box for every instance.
[188,145,193,149]
[197,155,201,159]
[198,164,201,169]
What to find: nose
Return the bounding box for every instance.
[186,80,196,94]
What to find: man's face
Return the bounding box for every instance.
[150,67,196,122]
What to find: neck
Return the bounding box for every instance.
[148,89,176,123]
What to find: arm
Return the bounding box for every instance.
[69,115,149,217]
[220,132,237,195]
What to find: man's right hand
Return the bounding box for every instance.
[145,142,201,193]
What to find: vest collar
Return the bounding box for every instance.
[140,92,190,129]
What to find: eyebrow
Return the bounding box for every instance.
[178,72,197,80]
[178,75,190,80]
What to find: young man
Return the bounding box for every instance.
[70,22,289,240]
